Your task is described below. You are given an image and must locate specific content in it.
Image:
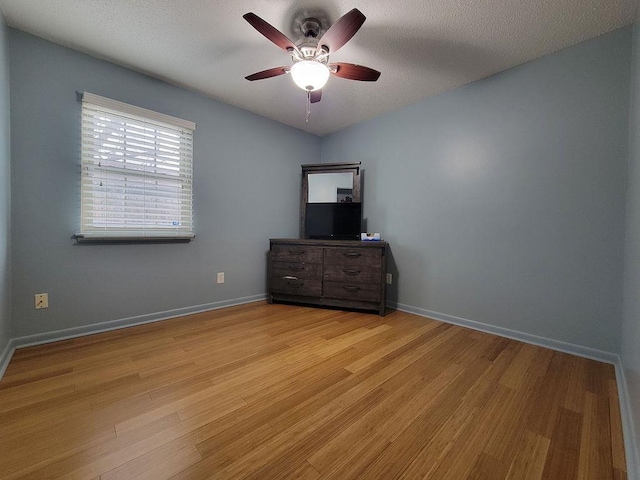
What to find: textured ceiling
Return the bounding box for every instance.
[0,0,636,136]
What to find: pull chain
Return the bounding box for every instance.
[306,91,311,124]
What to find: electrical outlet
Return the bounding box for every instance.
[217,272,225,284]
[386,273,393,285]
[35,293,48,309]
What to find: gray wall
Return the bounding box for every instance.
[622,16,640,475]
[9,29,320,338]
[0,13,11,354]
[321,27,631,353]
[5,26,635,353]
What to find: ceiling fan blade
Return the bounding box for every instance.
[331,63,381,81]
[245,66,289,81]
[316,8,366,55]
[310,90,322,103]
[243,13,300,54]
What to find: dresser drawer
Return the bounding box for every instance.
[323,264,381,284]
[272,262,322,281]
[270,277,322,297]
[271,245,323,264]
[323,281,381,302]
[323,247,382,267]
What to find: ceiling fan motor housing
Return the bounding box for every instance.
[294,18,328,62]
[300,18,321,38]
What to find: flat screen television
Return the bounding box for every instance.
[305,202,362,240]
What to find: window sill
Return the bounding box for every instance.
[73,234,195,244]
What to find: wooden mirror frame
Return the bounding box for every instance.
[300,162,362,238]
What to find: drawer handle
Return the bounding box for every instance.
[343,269,361,275]
[288,249,306,255]
[344,251,361,258]
[287,265,305,271]
[282,275,299,280]
[343,286,361,292]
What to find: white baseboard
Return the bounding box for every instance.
[2,294,266,368]
[0,338,16,379]
[389,301,618,364]
[615,363,640,480]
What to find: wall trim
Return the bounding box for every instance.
[389,301,618,364]
[616,362,640,480]
[0,339,16,379]
[2,294,266,371]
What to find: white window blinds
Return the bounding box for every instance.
[79,93,195,240]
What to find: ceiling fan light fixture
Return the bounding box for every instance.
[290,60,330,92]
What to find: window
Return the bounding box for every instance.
[78,92,195,241]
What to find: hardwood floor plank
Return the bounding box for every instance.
[9,414,182,480]
[413,383,514,480]
[196,423,278,475]
[308,324,393,358]
[0,420,116,477]
[288,461,322,480]
[563,355,590,413]
[526,351,574,438]
[0,383,76,414]
[482,372,544,463]
[0,372,79,406]
[195,372,340,455]
[541,407,583,480]
[374,362,465,441]
[0,365,74,389]
[0,374,143,439]
[578,392,602,479]
[231,389,388,480]
[311,432,390,479]
[499,343,540,390]
[193,368,352,455]
[100,434,202,480]
[504,430,551,480]
[333,325,463,409]
[398,338,522,478]
[306,373,428,472]
[344,321,440,372]
[367,352,501,478]
[467,453,510,480]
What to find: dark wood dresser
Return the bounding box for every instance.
[268,238,388,316]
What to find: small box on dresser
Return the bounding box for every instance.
[268,239,388,316]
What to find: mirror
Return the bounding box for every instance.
[300,162,361,238]
[308,172,354,203]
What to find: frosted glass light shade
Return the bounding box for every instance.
[290,61,330,92]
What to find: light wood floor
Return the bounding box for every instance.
[0,302,627,479]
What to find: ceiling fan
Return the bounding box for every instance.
[243,8,380,111]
